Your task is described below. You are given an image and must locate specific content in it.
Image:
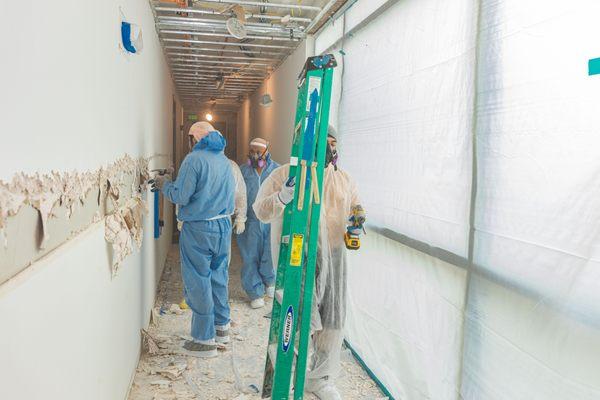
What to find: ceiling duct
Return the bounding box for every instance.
[225,5,247,39]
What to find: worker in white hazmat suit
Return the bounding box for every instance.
[253,126,363,400]
[230,160,248,235]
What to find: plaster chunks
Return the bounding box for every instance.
[104,210,133,277]
[103,186,149,274]
[0,179,27,247]
[104,193,147,275]
[61,170,97,218]
[0,156,150,258]
[123,196,146,248]
[1,172,63,249]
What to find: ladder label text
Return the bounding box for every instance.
[290,234,304,266]
[282,306,294,352]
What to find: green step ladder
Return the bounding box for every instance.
[262,54,337,400]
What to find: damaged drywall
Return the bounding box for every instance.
[0,155,165,284]
[105,196,147,277]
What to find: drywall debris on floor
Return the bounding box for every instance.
[128,244,385,400]
[142,329,160,355]
[0,154,164,283]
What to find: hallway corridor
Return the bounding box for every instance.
[127,243,385,400]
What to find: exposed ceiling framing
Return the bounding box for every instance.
[150,0,346,111]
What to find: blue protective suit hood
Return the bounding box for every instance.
[195,131,226,152]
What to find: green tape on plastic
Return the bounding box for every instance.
[343,340,396,400]
[588,58,600,75]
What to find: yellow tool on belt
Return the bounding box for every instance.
[344,205,366,250]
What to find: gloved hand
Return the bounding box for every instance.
[234,219,246,235]
[149,174,170,192]
[177,220,183,231]
[278,176,296,205]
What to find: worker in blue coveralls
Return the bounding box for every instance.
[237,138,280,309]
[150,121,235,358]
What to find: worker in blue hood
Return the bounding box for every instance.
[150,121,235,358]
[237,138,280,309]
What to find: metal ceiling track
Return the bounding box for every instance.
[173,73,264,80]
[194,0,322,12]
[165,45,285,56]
[159,28,300,42]
[154,6,312,23]
[157,16,304,35]
[162,38,293,49]
[171,69,268,77]
[175,79,260,86]
[167,52,278,61]
[169,56,272,66]
[170,62,267,70]
[176,78,258,84]
[151,0,341,109]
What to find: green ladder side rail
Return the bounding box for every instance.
[262,54,337,400]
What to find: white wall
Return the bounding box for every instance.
[236,100,251,164]
[236,40,313,164]
[0,1,173,176]
[0,1,176,399]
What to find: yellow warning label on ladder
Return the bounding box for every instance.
[290,234,304,266]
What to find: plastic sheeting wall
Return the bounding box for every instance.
[329,0,600,399]
[465,1,600,398]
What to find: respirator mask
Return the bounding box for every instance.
[248,149,268,168]
[325,142,338,170]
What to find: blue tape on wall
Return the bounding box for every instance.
[154,190,160,239]
[588,58,600,75]
[121,21,137,54]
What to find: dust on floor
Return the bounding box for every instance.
[128,244,386,400]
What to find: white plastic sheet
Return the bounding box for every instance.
[345,232,467,400]
[325,0,600,398]
[336,0,477,258]
[463,1,600,398]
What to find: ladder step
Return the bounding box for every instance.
[275,289,284,304]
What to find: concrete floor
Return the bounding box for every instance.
[128,242,385,400]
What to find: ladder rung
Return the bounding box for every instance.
[275,289,284,304]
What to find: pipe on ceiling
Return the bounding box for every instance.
[159,28,300,42]
[154,6,312,23]
[163,38,293,49]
